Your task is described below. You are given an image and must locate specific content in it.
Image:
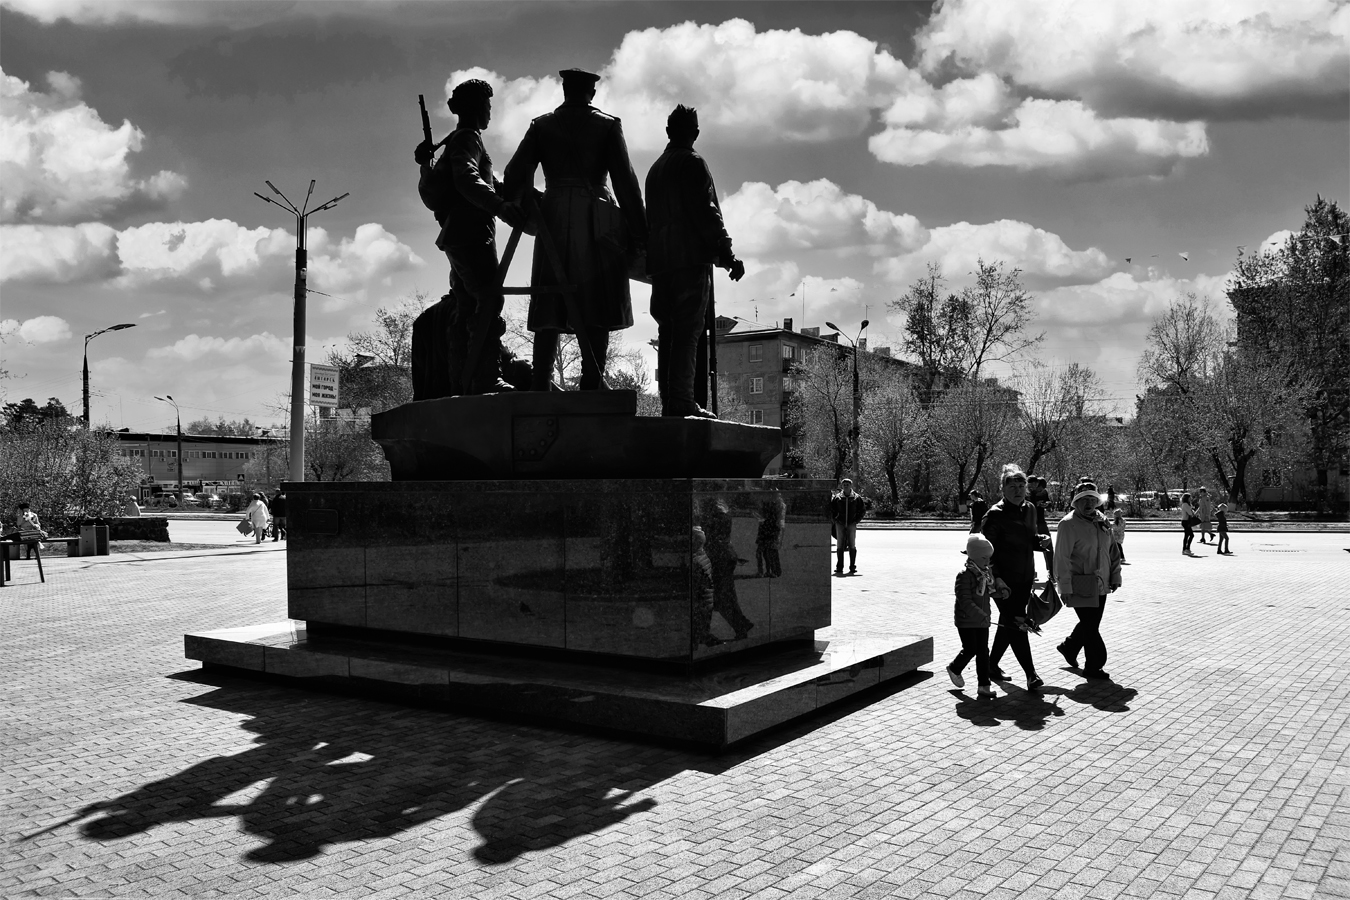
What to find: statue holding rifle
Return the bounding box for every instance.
[503,68,647,391]
[415,79,528,395]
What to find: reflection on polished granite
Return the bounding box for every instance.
[185,623,933,748]
[285,478,832,663]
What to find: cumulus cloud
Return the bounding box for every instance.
[145,331,289,363]
[0,314,71,343]
[916,0,1350,120]
[0,223,119,282]
[871,96,1209,178]
[1034,270,1232,329]
[451,18,918,154]
[2,218,423,296]
[855,215,1113,290]
[722,180,928,259]
[453,17,1221,178]
[0,68,187,224]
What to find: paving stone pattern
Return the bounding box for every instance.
[2,531,1348,899]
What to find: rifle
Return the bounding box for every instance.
[418,94,433,146]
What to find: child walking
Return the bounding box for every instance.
[947,533,1009,698]
[1216,503,1231,555]
[1111,509,1128,565]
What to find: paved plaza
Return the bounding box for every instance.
[3,527,1348,899]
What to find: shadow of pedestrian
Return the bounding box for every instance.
[951,687,1066,731]
[47,671,733,865]
[1059,677,1138,713]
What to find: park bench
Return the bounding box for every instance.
[0,532,49,585]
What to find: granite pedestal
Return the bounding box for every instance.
[186,396,932,747]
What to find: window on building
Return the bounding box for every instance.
[782,344,796,359]
[750,376,764,394]
[782,375,792,391]
[748,344,763,362]
[749,409,764,425]
[1261,469,1283,487]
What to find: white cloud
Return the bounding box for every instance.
[2,218,423,295]
[916,0,1350,119]
[0,0,295,26]
[870,97,1209,178]
[878,218,1114,289]
[115,219,289,281]
[1034,270,1233,328]
[722,180,928,259]
[0,68,186,224]
[452,18,917,155]
[306,223,425,304]
[0,222,118,282]
[145,332,289,363]
[0,314,71,343]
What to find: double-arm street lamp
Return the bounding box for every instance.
[825,318,869,483]
[154,395,185,503]
[83,323,136,426]
[254,179,348,484]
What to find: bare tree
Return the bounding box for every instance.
[786,346,854,481]
[1195,343,1314,505]
[928,378,1018,499]
[960,259,1043,379]
[1137,292,1222,394]
[887,263,968,403]
[1015,363,1103,476]
[860,370,929,507]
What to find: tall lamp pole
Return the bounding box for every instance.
[154,395,184,503]
[825,318,869,482]
[83,323,136,427]
[253,179,348,484]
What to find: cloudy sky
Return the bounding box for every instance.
[1,0,1346,430]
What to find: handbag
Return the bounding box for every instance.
[236,520,253,535]
[1072,573,1100,597]
[1027,580,1062,626]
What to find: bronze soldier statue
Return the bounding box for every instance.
[415,78,527,395]
[503,68,647,391]
[644,105,744,417]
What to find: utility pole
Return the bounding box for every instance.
[83,323,136,427]
[254,179,348,484]
[826,318,869,484]
[154,395,185,503]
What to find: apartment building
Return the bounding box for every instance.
[714,317,911,475]
[112,432,286,494]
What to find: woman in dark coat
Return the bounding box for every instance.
[980,463,1052,691]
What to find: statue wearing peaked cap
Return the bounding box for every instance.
[504,68,647,390]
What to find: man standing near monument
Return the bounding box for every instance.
[415,78,526,395]
[644,105,745,418]
[503,68,647,391]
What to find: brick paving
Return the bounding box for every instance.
[2,529,1347,899]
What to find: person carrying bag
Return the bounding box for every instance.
[1054,480,1122,679]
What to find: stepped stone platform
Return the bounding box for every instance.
[184,622,932,747]
[184,396,933,748]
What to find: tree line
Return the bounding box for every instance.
[785,196,1347,514]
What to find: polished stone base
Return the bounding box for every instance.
[286,478,833,664]
[371,392,783,480]
[185,622,933,748]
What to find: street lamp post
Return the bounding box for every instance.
[825,318,869,483]
[83,323,136,426]
[254,179,348,484]
[155,395,184,503]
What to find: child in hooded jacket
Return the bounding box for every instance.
[947,533,1009,697]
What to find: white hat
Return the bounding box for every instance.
[1072,481,1102,505]
[964,533,995,563]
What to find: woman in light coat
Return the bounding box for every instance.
[244,492,270,544]
[1054,481,1121,680]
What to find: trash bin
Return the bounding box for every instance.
[79,524,111,557]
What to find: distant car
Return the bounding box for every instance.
[194,493,222,508]
[1134,491,1158,508]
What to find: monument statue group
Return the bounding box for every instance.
[413,69,743,417]
[184,69,931,749]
